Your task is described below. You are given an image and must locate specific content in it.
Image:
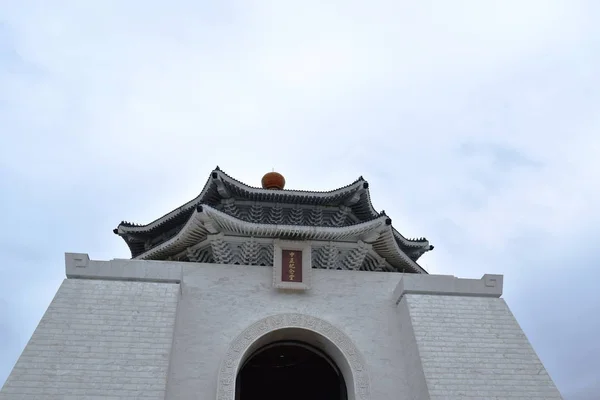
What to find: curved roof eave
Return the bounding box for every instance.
[116,171,217,233]
[133,210,212,261]
[391,227,432,260]
[138,203,392,251]
[134,204,426,274]
[136,205,391,260]
[375,229,428,274]
[116,167,379,234]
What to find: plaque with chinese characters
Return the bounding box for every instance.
[281,250,303,282]
[272,240,311,290]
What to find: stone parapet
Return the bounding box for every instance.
[65,252,182,283]
[393,273,503,304]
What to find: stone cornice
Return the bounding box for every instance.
[65,253,182,283]
[393,274,503,304]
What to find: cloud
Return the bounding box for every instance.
[1,1,599,397]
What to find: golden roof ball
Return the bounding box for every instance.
[261,171,285,190]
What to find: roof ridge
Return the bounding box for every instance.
[116,168,373,232]
[217,167,366,194]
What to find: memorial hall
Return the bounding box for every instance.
[0,167,563,399]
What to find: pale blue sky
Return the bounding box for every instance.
[1,1,599,398]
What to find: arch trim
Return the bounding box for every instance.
[216,313,371,400]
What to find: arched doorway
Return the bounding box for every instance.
[217,314,370,400]
[236,340,347,400]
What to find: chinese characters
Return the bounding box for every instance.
[281,249,303,282]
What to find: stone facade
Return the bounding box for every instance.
[0,170,563,399]
[0,275,179,400]
[403,295,560,399]
[1,254,563,399]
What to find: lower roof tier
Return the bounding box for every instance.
[118,204,429,273]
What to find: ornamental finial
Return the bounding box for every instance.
[261,171,285,190]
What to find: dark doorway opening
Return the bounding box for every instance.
[236,340,347,400]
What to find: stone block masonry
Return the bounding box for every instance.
[395,274,563,400]
[2,254,564,400]
[0,278,179,400]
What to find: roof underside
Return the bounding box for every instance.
[114,167,433,273]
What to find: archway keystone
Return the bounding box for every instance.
[216,313,371,400]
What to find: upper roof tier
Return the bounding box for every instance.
[114,167,433,272]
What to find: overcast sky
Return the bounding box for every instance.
[1,1,599,398]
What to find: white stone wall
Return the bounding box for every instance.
[1,255,563,400]
[395,299,431,400]
[166,263,416,400]
[0,278,179,400]
[402,294,562,399]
